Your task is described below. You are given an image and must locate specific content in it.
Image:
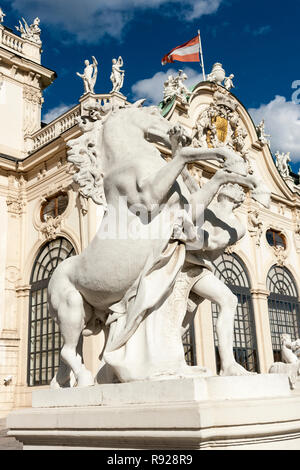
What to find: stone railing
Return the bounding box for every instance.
[1,28,24,54]
[29,105,81,152]
[0,25,41,63]
[27,93,125,153]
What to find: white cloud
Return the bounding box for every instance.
[43,103,75,123]
[249,96,300,162]
[131,67,203,105]
[11,0,223,43]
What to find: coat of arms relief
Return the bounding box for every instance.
[192,87,250,167]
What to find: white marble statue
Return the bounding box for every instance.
[275,151,291,178]
[16,17,41,45]
[248,209,263,246]
[76,56,98,95]
[0,7,6,23]
[224,74,235,91]
[110,56,125,93]
[162,70,190,105]
[48,98,269,388]
[269,334,300,389]
[256,120,271,146]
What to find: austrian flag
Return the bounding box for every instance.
[161,36,200,65]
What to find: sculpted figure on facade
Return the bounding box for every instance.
[110,56,125,93]
[256,119,271,146]
[0,7,5,23]
[77,56,98,95]
[224,74,235,91]
[162,70,190,105]
[269,334,300,389]
[48,97,270,388]
[16,17,42,45]
[275,151,291,178]
[248,209,263,246]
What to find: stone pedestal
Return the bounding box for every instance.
[7,375,300,450]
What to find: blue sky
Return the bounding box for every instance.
[2,0,300,172]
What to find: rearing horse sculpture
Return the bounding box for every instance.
[48,98,264,387]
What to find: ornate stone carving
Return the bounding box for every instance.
[40,215,62,240]
[256,119,271,146]
[224,74,235,91]
[248,209,263,246]
[76,57,98,95]
[273,245,287,266]
[23,84,43,135]
[275,151,291,178]
[6,175,26,215]
[16,17,42,45]
[207,63,235,90]
[110,56,125,93]
[162,70,191,105]
[192,87,249,163]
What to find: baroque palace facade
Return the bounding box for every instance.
[0,17,300,418]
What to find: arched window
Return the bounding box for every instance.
[182,324,196,366]
[267,265,300,362]
[211,253,259,372]
[28,238,75,386]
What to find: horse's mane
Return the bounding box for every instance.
[67,102,112,208]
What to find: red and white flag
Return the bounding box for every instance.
[161,35,200,65]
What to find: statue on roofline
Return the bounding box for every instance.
[76,56,98,95]
[110,56,125,93]
[15,17,41,45]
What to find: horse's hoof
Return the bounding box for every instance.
[76,369,95,387]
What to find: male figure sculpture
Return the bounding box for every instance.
[77,56,98,94]
[48,99,268,388]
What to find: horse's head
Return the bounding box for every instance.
[114,99,172,149]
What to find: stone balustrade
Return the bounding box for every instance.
[0,25,41,63]
[28,94,120,153]
[1,29,24,54]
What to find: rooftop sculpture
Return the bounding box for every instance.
[15,17,42,45]
[110,56,125,93]
[207,63,235,90]
[0,7,5,23]
[275,151,291,178]
[76,56,98,95]
[48,96,270,388]
[162,69,191,105]
[256,119,271,146]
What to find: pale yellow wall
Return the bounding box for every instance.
[0,80,24,157]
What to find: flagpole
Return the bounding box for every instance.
[198,29,206,81]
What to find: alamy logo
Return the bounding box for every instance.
[292,80,300,104]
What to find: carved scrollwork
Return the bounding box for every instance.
[192,87,249,163]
